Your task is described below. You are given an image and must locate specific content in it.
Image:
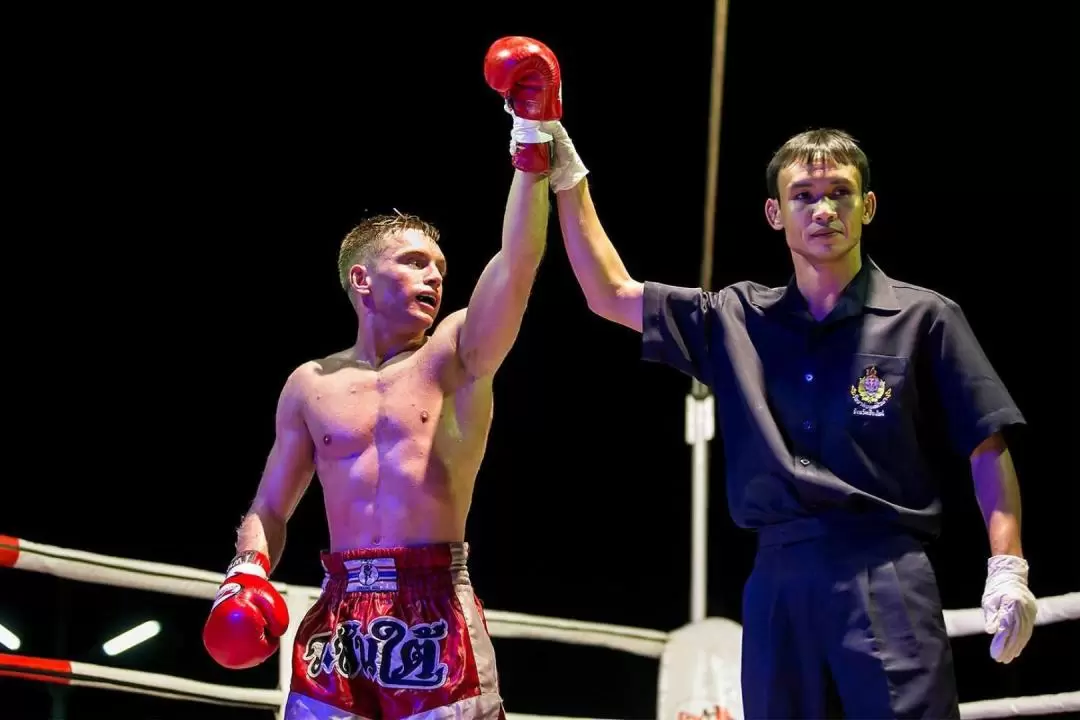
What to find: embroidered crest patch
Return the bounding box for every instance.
[850,365,892,417]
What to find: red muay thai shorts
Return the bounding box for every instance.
[283,543,505,719]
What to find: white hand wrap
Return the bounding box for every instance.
[982,554,1038,663]
[505,102,552,155]
[503,101,588,193]
[540,119,589,193]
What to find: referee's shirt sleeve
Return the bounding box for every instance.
[641,280,726,388]
[925,297,1026,457]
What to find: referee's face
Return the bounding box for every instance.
[766,160,876,265]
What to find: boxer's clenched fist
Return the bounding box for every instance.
[484,36,562,173]
[202,550,289,669]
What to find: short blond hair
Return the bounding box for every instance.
[337,211,441,291]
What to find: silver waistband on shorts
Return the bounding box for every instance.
[319,558,400,593]
[320,543,471,593]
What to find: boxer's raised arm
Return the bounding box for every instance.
[456,170,548,379]
[236,365,315,573]
[555,177,644,332]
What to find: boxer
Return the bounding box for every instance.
[201,36,566,720]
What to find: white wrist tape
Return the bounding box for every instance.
[227,562,268,579]
[506,103,553,158]
[510,113,553,145]
[225,550,268,580]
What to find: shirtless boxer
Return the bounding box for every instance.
[200,36,569,720]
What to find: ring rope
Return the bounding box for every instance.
[2,535,1078,719]
[4,652,1077,720]
[0,535,669,657]
[0,653,613,720]
[0,652,280,709]
[958,693,1080,720]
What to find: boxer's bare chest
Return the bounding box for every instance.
[301,351,449,462]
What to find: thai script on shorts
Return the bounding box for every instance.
[301,616,449,689]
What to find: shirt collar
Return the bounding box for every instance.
[755,255,901,321]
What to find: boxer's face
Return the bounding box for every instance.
[351,229,446,331]
[764,160,876,264]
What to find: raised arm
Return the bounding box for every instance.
[555,174,644,331]
[456,170,548,378]
[453,36,572,379]
[480,36,643,333]
[236,364,316,572]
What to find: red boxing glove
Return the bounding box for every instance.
[484,36,562,173]
[484,35,562,120]
[202,550,289,670]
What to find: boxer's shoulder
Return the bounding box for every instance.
[292,357,341,386]
[273,359,324,405]
[273,355,368,406]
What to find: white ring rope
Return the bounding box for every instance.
[0,653,281,709]
[0,536,669,658]
[2,535,1077,719]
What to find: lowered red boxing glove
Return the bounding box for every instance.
[202,550,289,670]
[484,36,562,173]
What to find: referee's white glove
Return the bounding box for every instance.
[982,554,1038,663]
[541,120,589,193]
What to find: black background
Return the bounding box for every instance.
[2,3,1074,718]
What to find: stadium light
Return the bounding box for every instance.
[0,622,20,651]
[102,620,161,656]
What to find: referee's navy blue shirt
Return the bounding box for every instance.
[642,257,1025,539]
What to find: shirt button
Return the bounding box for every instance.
[804,373,814,382]
[802,420,814,430]
[799,457,811,466]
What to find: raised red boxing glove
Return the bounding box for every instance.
[484,36,562,173]
[202,550,289,670]
[484,35,562,120]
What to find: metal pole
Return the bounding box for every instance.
[687,387,715,623]
[687,0,730,624]
[50,576,70,719]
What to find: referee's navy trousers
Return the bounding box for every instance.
[741,518,961,719]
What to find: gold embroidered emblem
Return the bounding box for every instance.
[850,365,892,417]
